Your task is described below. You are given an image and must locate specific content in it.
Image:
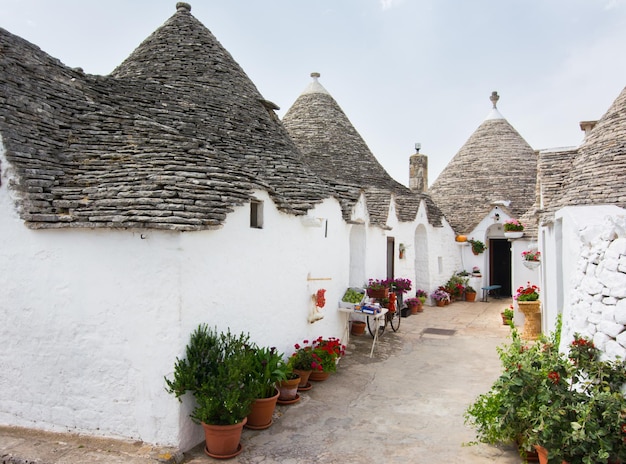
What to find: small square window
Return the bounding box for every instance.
[250,200,263,229]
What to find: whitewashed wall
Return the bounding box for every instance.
[552,206,626,359]
[0,148,356,449]
[0,143,457,449]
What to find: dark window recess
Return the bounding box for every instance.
[250,200,263,229]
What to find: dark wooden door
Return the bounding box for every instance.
[489,239,512,297]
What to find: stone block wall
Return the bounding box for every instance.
[563,215,626,359]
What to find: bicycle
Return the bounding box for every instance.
[367,292,402,337]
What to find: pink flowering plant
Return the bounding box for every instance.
[521,250,541,262]
[430,289,450,302]
[389,278,412,294]
[366,278,390,291]
[503,218,524,232]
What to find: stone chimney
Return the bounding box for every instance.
[579,120,598,139]
[409,143,428,193]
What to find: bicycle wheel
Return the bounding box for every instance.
[367,314,385,337]
[389,307,401,332]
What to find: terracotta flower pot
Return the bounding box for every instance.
[309,370,331,381]
[465,291,477,302]
[292,369,312,388]
[367,288,389,299]
[351,320,366,335]
[278,375,301,400]
[202,418,246,459]
[436,300,445,307]
[246,389,279,430]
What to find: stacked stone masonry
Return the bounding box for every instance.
[567,215,626,359]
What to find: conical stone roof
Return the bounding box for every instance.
[428,92,537,234]
[558,86,626,208]
[0,3,332,230]
[282,73,443,227]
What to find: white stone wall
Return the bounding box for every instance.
[0,166,355,448]
[0,143,457,449]
[552,206,626,359]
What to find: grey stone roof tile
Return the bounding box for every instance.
[282,75,443,228]
[559,86,626,208]
[0,5,333,231]
[428,97,537,235]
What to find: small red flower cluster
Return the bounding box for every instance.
[312,336,346,358]
[515,282,540,301]
[547,371,560,384]
[571,338,594,348]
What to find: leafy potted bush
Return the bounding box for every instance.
[468,238,487,255]
[465,322,626,464]
[528,335,626,464]
[288,339,324,389]
[165,324,258,458]
[415,289,428,304]
[445,273,468,301]
[246,345,290,429]
[464,326,563,461]
[464,285,477,302]
[309,336,346,381]
[501,305,514,326]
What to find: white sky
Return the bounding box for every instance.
[2,0,626,186]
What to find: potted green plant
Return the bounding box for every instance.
[468,238,487,255]
[465,322,626,464]
[288,339,324,389]
[246,345,290,429]
[501,305,514,326]
[527,335,626,464]
[464,285,477,302]
[165,324,258,458]
[415,289,428,304]
[464,326,563,461]
[308,336,346,381]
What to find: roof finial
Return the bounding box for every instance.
[311,72,321,81]
[490,91,499,109]
[176,2,191,12]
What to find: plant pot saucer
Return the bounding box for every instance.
[244,419,272,430]
[297,382,312,391]
[204,443,243,459]
[277,394,300,405]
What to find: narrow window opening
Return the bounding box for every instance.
[250,200,264,229]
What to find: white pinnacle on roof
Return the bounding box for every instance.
[485,90,505,120]
[301,72,330,95]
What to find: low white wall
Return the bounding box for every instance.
[556,206,626,359]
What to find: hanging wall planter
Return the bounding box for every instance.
[523,260,541,270]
